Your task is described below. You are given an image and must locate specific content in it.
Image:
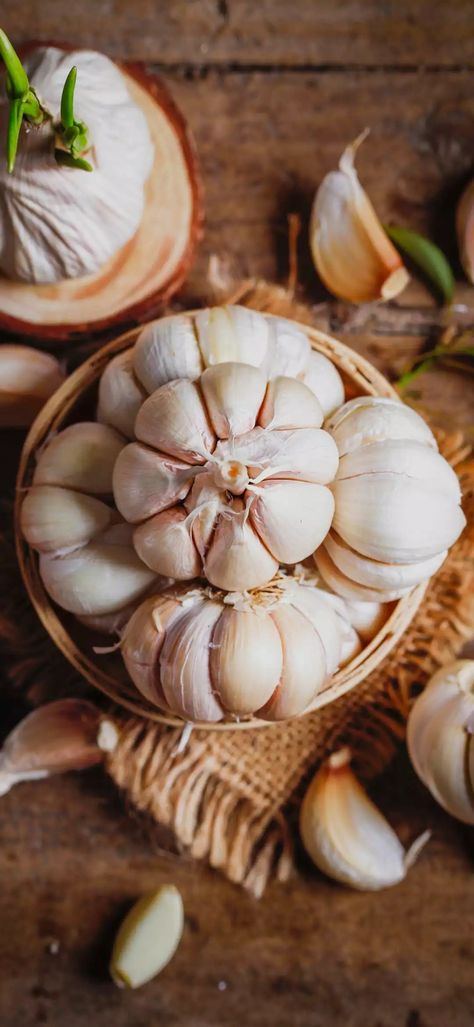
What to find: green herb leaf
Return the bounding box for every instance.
[385,225,455,305]
[0,29,29,98]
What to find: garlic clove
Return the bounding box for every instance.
[135,379,216,465]
[194,305,270,368]
[78,598,148,637]
[0,345,65,428]
[456,179,474,284]
[97,350,147,439]
[309,134,409,304]
[258,376,324,430]
[326,396,436,456]
[160,600,225,722]
[264,316,311,378]
[259,604,327,720]
[337,439,462,503]
[113,443,195,523]
[200,362,267,438]
[110,885,184,989]
[300,748,429,889]
[185,474,223,556]
[314,544,412,603]
[121,595,182,706]
[324,529,447,592]
[210,607,283,714]
[20,485,112,554]
[34,422,125,495]
[250,480,334,564]
[203,508,279,591]
[287,584,343,676]
[302,350,345,417]
[226,426,339,485]
[133,507,202,580]
[133,314,203,393]
[334,596,387,643]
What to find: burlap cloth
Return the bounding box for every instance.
[1,284,473,897]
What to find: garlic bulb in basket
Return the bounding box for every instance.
[314,397,466,601]
[121,576,347,723]
[113,360,339,591]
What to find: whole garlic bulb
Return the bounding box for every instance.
[121,576,346,723]
[113,359,339,591]
[314,397,466,601]
[407,660,474,825]
[0,47,154,283]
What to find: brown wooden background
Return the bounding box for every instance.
[0,4,473,1026]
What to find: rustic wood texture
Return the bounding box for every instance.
[0,3,473,1026]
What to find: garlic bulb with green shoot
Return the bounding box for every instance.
[314,396,465,601]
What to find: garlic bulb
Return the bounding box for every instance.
[407,660,474,825]
[0,47,153,283]
[121,575,345,723]
[0,344,64,427]
[114,359,339,591]
[456,179,474,284]
[315,397,466,601]
[300,748,430,890]
[310,134,409,303]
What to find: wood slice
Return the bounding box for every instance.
[0,52,202,343]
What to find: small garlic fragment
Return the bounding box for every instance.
[110,885,184,989]
[0,345,64,428]
[34,422,124,495]
[456,179,474,284]
[97,350,147,439]
[300,748,430,890]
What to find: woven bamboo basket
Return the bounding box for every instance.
[15,313,428,730]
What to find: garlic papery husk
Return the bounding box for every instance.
[456,179,474,283]
[300,748,430,890]
[110,885,184,990]
[309,134,409,303]
[0,345,65,428]
[302,350,345,417]
[97,351,147,440]
[33,422,125,495]
[20,485,112,554]
[407,660,474,825]
[0,47,154,284]
[0,699,117,796]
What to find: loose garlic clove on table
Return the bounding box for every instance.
[110,885,184,989]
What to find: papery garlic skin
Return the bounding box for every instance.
[0,47,154,284]
[456,179,474,284]
[0,345,65,428]
[407,660,474,825]
[309,134,409,303]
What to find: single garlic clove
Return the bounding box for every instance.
[287,584,343,676]
[110,885,184,989]
[300,748,429,890]
[456,179,474,284]
[326,396,436,456]
[33,422,125,495]
[200,361,267,438]
[133,507,202,579]
[133,314,203,393]
[21,485,112,554]
[135,379,216,465]
[264,316,311,378]
[309,134,409,304]
[337,439,462,502]
[210,607,283,714]
[324,528,447,592]
[314,544,412,602]
[249,479,334,564]
[160,600,225,722]
[203,509,279,591]
[259,604,327,720]
[185,473,223,556]
[227,426,339,485]
[302,350,345,417]
[335,596,387,643]
[258,376,324,430]
[195,305,270,368]
[121,595,182,706]
[78,598,148,636]
[97,350,147,439]
[113,443,195,523]
[0,345,65,428]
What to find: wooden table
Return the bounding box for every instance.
[0,5,473,1025]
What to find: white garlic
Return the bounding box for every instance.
[133,314,203,393]
[34,422,124,495]
[195,305,271,368]
[300,748,430,890]
[258,376,323,430]
[113,443,195,523]
[20,484,112,554]
[97,350,146,439]
[302,350,345,417]
[407,660,474,825]
[0,344,65,427]
[200,362,267,438]
[456,179,474,284]
[309,133,409,303]
[250,479,334,564]
[110,885,184,989]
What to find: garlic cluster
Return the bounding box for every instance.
[0,47,154,283]
[314,397,466,601]
[407,660,474,825]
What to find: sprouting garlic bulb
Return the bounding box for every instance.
[314,396,466,602]
[113,359,339,591]
[0,47,154,284]
[456,179,474,284]
[407,660,474,825]
[121,576,346,723]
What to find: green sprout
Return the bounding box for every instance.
[0,29,48,172]
[54,66,93,172]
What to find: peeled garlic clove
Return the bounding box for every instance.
[456,179,474,284]
[134,507,202,579]
[309,134,409,303]
[135,379,215,465]
[160,601,225,722]
[300,748,429,890]
[327,396,436,456]
[264,316,310,378]
[200,362,267,438]
[133,314,203,393]
[324,529,447,592]
[258,376,323,430]
[203,510,278,591]
[407,660,474,825]
[110,885,184,989]
[0,345,65,428]
[21,485,112,554]
[337,440,462,502]
[250,480,334,564]
[314,544,412,603]
[302,350,345,417]
[121,595,182,706]
[34,422,125,495]
[210,608,283,714]
[97,350,147,439]
[195,305,270,368]
[113,443,195,523]
[259,605,327,720]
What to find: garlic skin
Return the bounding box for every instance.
[300,748,430,890]
[0,345,64,428]
[110,885,184,989]
[0,47,154,284]
[456,179,474,283]
[309,134,410,303]
[407,660,474,825]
